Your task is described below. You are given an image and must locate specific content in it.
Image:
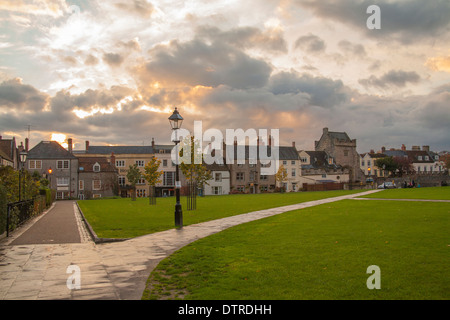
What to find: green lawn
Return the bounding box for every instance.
[143,199,450,300]
[77,189,364,239]
[361,186,450,200]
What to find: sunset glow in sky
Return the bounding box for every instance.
[1,0,449,152]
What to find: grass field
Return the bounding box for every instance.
[143,189,450,300]
[77,189,364,238]
[361,186,450,200]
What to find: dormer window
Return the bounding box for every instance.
[93,162,100,172]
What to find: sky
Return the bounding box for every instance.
[0,0,449,153]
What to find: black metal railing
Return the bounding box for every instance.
[5,196,47,237]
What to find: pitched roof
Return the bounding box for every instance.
[87,145,154,155]
[28,141,77,159]
[328,131,351,142]
[77,156,117,173]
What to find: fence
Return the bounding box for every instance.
[4,195,48,237]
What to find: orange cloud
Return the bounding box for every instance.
[426,55,450,73]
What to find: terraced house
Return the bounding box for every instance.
[26,140,78,200]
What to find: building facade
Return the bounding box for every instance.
[26,140,79,200]
[314,127,364,182]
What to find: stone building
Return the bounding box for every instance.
[26,140,79,200]
[314,128,364,182]
[77,156,118,199]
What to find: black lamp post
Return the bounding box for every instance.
[169,107,184,228]
[19,151,27,201]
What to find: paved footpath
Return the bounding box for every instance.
[0,190,381,300]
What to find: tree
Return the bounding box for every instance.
[143,157,163,205]
[179,136,212,196]
[374,157,399,177]
[126,164,142,201]
[275,164,288,192]
[393,156,415,176]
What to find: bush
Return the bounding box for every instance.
[0,185,7,235]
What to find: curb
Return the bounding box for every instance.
[75,202,130,244]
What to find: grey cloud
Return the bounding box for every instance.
[196,25,288,53]
[338,40,366,58]
[0,78,48,111]
[294,34,326,53]
[144,39,272,89]
[103,52,124,66]
[359,69,421,88]
[296,0,450,43]
[268,71,350,108]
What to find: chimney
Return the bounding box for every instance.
[151,137,155,148]
[85,140,90,152]
[323,127,329,135]
[422,145,430,152]
[110,152,116,166]
[68,138,73,153]
[370,149,375,154]
[292,141,296,148]
[412,146,420,151]
[25,138,29,152]
[381,146,386,153]
[401,144,406,151]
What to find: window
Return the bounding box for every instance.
[283,160,287,165]
[260,175,268,181]
[163,159,168,167]
[237,186,245,192]
[425,156,429,161]
[291,168,296,177]
[215,173,222,182]
[79,180,84,191]
[137,178,146,185]
[236,172,244,181]
[93,163,100,172]
[118,176,126,186]
[291,160,295,165]
[57,177,69,186]
[322,174,327,178]
[301,157,308,163]
[418,156,422,161]
[260,185,268,192]
[367,160,371,166]
[92,180,101,190]
[163,171,175,186]
[57,160,70,169]
[212,186,222,195]
[116,160,125,167]
[29,160,42,170]
[136,160,145,167]
[328,158,333,165]
[361,160,365,166]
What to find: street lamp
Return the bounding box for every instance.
[48,167,53,190]
[169,107,184,228]
[19,151,27,201]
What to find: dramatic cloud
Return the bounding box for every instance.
[296,0,450,43]
[359,70,421,89]
[0,78,48,112]
[294,34,326,53]
[426,55,450,73]
[142,39,273,89]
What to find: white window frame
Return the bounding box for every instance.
[136,160,145,167]
[57,160,70,170]
[92,180,101,190]
[93,163,100,172]
[116,160,125,167]
[29,160,42,170]
[57,177,69,186]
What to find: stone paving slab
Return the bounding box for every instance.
[0,190,381,300]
